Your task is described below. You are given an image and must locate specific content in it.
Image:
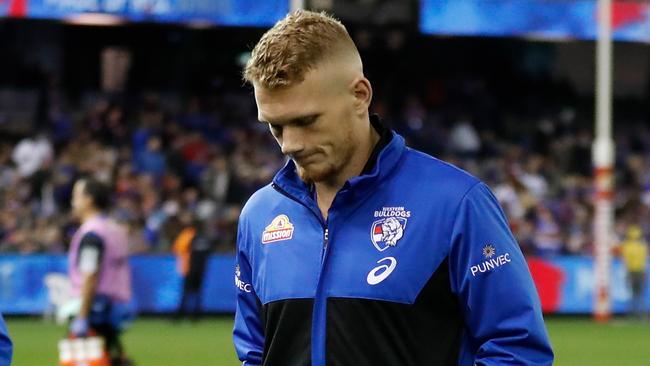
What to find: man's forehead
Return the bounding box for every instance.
[257,104,318,124]
[255,83,321,123]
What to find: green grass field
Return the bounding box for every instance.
[6,316,650,365]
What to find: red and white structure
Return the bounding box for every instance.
[593,0,615,322]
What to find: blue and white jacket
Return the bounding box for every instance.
[234,121,554,366]
[0,313,11,366]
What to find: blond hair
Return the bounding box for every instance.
[243,10,357,89]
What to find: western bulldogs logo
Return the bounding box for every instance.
[371,213,408,251]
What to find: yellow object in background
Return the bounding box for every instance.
[620,226,648,273]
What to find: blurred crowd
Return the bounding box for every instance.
[0,77,649,257]
[0,91,282,254]
[374,75,650,257]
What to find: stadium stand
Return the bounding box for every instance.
[0,77,648,257]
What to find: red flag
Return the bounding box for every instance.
[8,0,27,17]
[527,257,565,313]
[611,1,646,29]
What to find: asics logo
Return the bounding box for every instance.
[366,257,397,285]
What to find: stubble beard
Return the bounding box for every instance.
[295,135,355,186]
[296,161,332,185]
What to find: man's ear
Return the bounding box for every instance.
[351,77,373,114]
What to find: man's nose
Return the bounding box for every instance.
[280,126,305,157]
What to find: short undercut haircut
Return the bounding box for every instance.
[243,10,357,89]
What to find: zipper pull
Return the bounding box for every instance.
[324,229,329,249]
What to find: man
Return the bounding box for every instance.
[69,178,133,365]
[173,214,212,320]
[0,313,11,366]
[233,10,554,366]
[620,225,648,318]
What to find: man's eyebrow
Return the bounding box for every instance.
[259,114,319,125]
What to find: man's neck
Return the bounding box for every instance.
[315,124,380,219]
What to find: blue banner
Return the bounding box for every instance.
[0,0,288,27]
[420,0,650,43]
[0,255,68,314]
[528,256,649,313]
[0,254,647,315]
[0,254,236,315]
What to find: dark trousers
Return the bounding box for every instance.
[92,323,124,365]
[628,271,647,317]
[176,276,203,320]
[88,295,132,365]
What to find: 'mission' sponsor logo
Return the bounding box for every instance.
[262,214,294,244]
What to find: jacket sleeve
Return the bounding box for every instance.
[0,313,12,366]
[449,183,554,366]
[233,219,264,365]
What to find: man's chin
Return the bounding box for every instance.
[296,164,332,185]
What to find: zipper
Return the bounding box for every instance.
[272,181,331,366]
[322,228,329,262]
[271,182,330,261]
[271,182,326,226]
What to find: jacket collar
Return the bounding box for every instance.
[272,118,405,206]
[361,114,393,175]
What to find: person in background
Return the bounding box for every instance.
[68,178,134,365]
[134,135,166,181]
[620,225,648,318]
[173,214,212,320]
